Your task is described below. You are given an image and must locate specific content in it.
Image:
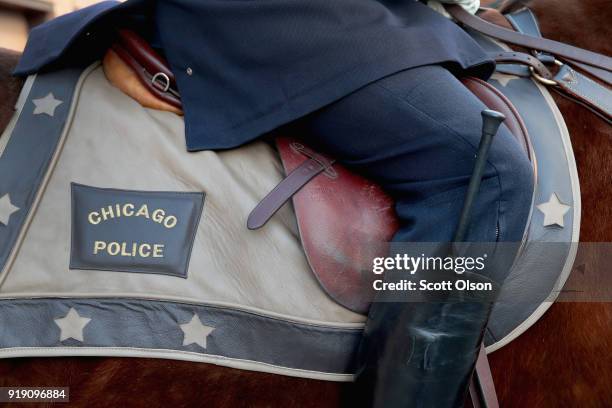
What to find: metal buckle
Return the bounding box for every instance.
[151,72,171,92]
[529,59,563,86]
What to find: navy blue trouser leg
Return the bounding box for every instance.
[301,64,532,244]
[297,65,534,407]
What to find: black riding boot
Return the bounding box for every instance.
[355,271,498,408]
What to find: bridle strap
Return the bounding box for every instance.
[450,5,612,121]
[446,5,612,73]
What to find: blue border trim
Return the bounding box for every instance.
[0,298,361,376]
[0,67,84,274]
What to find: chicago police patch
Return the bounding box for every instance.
[70,183,204,277]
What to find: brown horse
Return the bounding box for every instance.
[0,0,610,406]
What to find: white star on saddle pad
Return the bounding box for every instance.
[32,93,63,117]
[54,308,92,342]
[491,72,517,87]
[537,192,571,228]
[0,194,19,226]
[180,314,215,349]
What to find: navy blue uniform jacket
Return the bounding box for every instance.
[14,0,494,151]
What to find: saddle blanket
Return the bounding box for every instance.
[0,41,581,378]
[0,64,365,381]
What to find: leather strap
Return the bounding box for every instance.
[497,8,612,120]
[247,143,336,230]
[113,30,182,109]
[505,7,555,63]
[470,344,499,408]
[503,8,612,87]
[457,5,611,120]
[117,29,178,88]
[489,50,612,120]
[447,5,612,72]
[554,65,612,123]
[489,51,553,79]
[112,44,183,109]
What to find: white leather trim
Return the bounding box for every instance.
[486,80,581,354]
[0,346,355,382]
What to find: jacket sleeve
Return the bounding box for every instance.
[13,1,121,76]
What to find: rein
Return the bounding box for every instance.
[447,5,612,71]
[447,5,612,122]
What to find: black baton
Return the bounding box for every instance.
[454,109,506,408]
[453,109,506,243]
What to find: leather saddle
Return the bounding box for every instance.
[106,29,535,315]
